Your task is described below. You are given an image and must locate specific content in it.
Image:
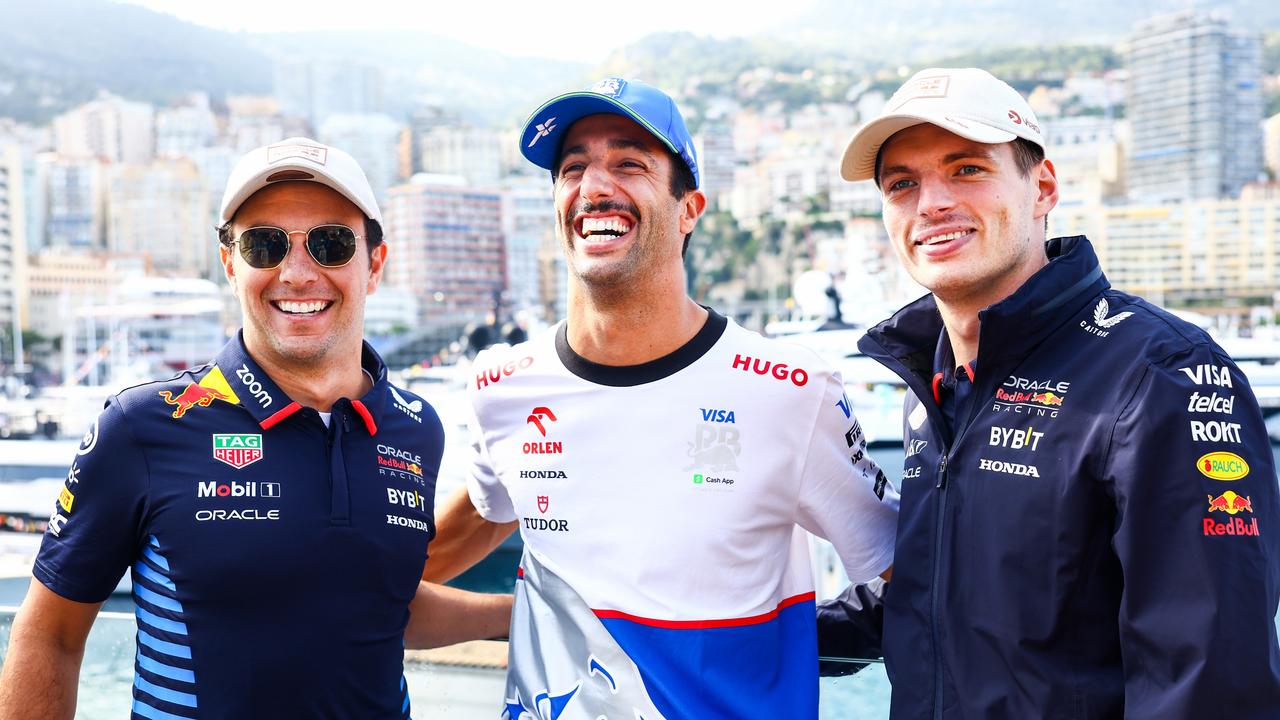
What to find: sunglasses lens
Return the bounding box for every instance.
[238,228,290,268]
[307,225,358,267]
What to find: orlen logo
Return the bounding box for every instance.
[1007,109,1041,134]
[1197,451,1249,481]
[731,354,808,387]
[527,407,557,436]
[476,356,534,390]
[235,364,273,409]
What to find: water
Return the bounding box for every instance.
[1,446,1278,718]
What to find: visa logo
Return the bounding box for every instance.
[700,408,736,423]
[1179,364,1232,388]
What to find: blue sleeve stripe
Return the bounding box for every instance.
[134,562,177,592]
[142,545,171,573]
[132,698,195,720]
[134,674,198,708]
[137,630,192,660]
[137,651,196,684]
[135,607,188,636]
[134,584,184,614]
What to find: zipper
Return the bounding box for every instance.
[932,450,949,720]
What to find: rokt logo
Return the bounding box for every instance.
[1190,420,1242,443]
[527,406,557,436]
[1196,451,1249,481]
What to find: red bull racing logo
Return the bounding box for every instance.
[1207,490,1252,515]
[160,383,232,418]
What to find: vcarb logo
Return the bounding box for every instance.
[519,470,567,479]
[198,481,280,498]
[989,426,1043,451]
[978,458,1040,477]
[235,365,273,409]
[476,356,534,390]
[1190,420,1242,443]
[196,508,279,522]
[1187,391,1234,414]
[731,354,808,387]
[685,424,741,472]
[1180,364,1232,388]
[1197,451,1249,481]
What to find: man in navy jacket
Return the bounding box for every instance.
[820,67,1280,718]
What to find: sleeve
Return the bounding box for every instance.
[795,368,900,584]
[32,396,149,604]
[1105,347,1280,717]
[462,382,517,524]
[816,578,887,676]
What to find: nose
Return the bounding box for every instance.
[578,162,615,203]
[915,175,956,218]
[276,233,319,285]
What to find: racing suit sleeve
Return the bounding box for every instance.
[795,368,899,584]
[32,397,149,603]
[1104,347,1280,718]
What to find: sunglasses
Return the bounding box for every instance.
[233,225,362,269]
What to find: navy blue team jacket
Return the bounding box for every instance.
[823,236,1280,718]
[34,332,443,719]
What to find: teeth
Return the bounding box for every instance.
[276,300,328,314]
[581,217,632,237]
[922,231,967,245]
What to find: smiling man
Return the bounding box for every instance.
[0,138,511,719]
[421,78,898,718]
[819,67,1280,718]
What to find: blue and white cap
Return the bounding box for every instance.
[519,78,700,189]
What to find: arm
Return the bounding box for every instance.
[0,579,102,719]
[1107,349,1280,717]
[421,485,517,583]
[816,576,889,676]
[404,581,513,649]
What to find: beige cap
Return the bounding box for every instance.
[840,68,1045,182]
[219,137,382,224]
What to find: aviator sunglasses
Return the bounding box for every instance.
[233,225,362,269]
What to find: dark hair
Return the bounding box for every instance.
[217,217,384,260]
[873,135,1045,187]
[552,144,700,258]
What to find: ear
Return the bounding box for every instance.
[367,242,388,295]
[220,243,237,291]
[1033,158,1059,220]
[678,189,708,236]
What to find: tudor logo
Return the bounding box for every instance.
[537,495,549,513]
[1197,451,1249,481]
[527,406,557,436]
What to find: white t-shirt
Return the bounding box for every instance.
[466,310,898,719]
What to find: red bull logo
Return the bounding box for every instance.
[1029,392,1064,406]
[1203,516,1261,537]
[159,383,232,419]
[1207,490,1253,515]
[1196,451,1249,481]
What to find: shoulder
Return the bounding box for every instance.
[1076,291,1228,369]
[712,320,839,391]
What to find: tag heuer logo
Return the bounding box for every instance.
[213,434,263,469]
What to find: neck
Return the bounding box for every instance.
[246,342,371,412]
[935,303,981,369]
[565,277,707,365]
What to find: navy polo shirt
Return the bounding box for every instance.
[34,332,444,719]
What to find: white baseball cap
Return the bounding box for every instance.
[218,137,382,224]
[840,68,1045,183]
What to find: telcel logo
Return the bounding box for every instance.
[1196,451,1249,481]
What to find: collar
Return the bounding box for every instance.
[860,235,1108,376]
[208,330,388,434]
[930,329,975,405]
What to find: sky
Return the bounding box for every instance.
[117,0,816,62]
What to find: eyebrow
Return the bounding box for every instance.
[558,138,660,164]
[881,149,998,179]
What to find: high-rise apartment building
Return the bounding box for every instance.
[318,114,403,203]
[384,177,506,332]
[36,155,106,250]
[52,92,154,164]
[501,178,556,321]
[1126,11,1263,202]
[105,160,211,278]
[0,144,29,349]
[419,126,503,188]
[274,59,384,130]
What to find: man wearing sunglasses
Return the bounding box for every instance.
[419,79,899,718]
[0,137,512,719]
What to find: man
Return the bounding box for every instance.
[0,137,511,719]
[421,78,899,718]
[821,67,1280,717]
